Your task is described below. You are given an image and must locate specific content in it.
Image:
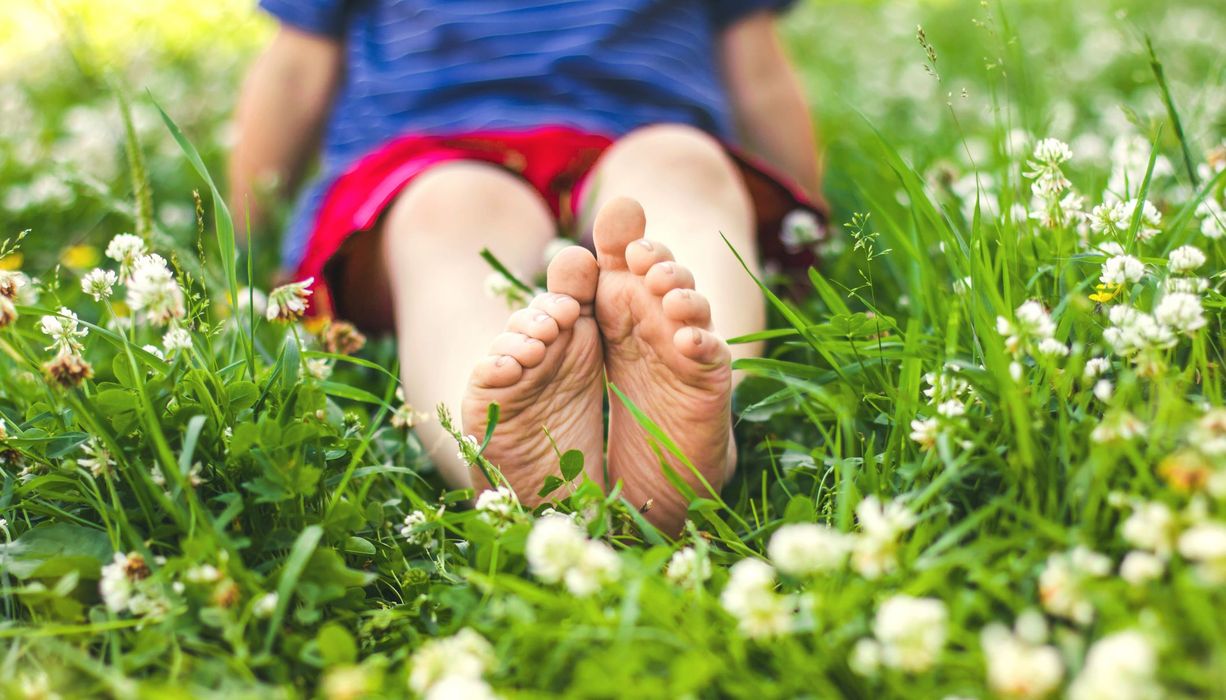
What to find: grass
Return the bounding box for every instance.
[1,0,1225,697]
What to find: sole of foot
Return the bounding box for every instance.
[461,246,606,504]
[592,196,734,533]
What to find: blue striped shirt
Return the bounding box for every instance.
[260,0,796,267]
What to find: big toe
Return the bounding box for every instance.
[593,197,647,271]
[547,245,598,308]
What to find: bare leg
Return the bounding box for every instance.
[580,125,757,531]
[344,161,577,489]
[582,124,763,364]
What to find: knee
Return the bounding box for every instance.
[606,124,742,193]
[385,161,551,240]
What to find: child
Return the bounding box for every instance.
[229,0,826,532]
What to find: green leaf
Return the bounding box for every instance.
[559,449,584,481]
[316,623,358,667]
[263,525,322,653]
[0,523,112,579]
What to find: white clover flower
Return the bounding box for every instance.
[1036,338,1069,358]
[162,327,192,353]
[1083,357,1110,379]
[105,233,147,279]
[1067,631,1159,700]
[99,552,134,613]
[1163,276,1209,294]
[40,307,88,356]
[1090,411,1147,444]
[126,254,185,326]
[1015,300,1056,340]
[455,434,481,463]
[1099,255,1145,286]
[923,368,970,403]
[80,268,117,301]
[425,676,498,700]
[1123,198,1162,241]
[665,546,712,588]
[1103,306,1175,356]
[1196,197,1224,239]
[475,486,519,530]
[1089,200,1129,235]
[1025,138,1073,198]
[1010,361,1023,381]
[400,510,436,549]
[1191,409,1226,456]
[306,358,332,380]
[1038,546,1110,624]
[1167,245,1206,274]
[1107,134,1173,199]
[184,564,221,583]
[768,523,853,577]
[936,399,966,417]
[266,277,314,323]
[852,496,917,578]
[1119,551,1164,587]
[563,539,621,596]
[253,592,278,618]
[849,637,882,677]
[1176,521,1226,584]
[235,286,268,318]
[720,559,796,639]
[981,620,1064,700]
[142,344,165,361]
[525,514,589,584]
[408,628,495,696]
[1120,501,1177,555]
[1092,379,1113,402]
[1095,241,1126,257]
[872,595,947,673]
[1153,292,1206,334]
[909,417,939,451]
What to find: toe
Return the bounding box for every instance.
[625,238,674,276]
[593,197,647,271]
[662,288,712,327]
[673,326,730,365]
[530,292,581,330]
[644,261,696,295]
[490,332,547,368]
[546,246,598,307]
[506,308,560,343]
[471,354,524,388]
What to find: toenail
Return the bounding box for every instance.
[636,240,653,250]
[533,313,550,322]
[691,328,703,345]
[662,262,675,274]
[495,355,511,367]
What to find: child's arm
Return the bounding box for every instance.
[718,11,825,205]
[228,26,343,242]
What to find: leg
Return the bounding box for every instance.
[339,161,599,492]
[581,124,758,533]
[582,124,764,363]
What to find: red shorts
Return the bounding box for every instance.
[295,126,827,320]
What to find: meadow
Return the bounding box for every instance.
[1,0,1225,697]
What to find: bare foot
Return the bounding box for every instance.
[462,247,605,504]
[593,197,734,532]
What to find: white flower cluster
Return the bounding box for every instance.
[719,559,797,639]
[851,496,917,578]
[266,277,314,323]
[768,523,853,577]
[408,628,498,700]
[665,545,712,589]
[475,486,520,532]
[99,551,164,617]
[525,514,620,596]
[400,508,441,550]
[126,253,186,326]
[1102,305,1176,357]
[911,365,975,451]
[980,611,1063,700]
[997,300,1067,360]
[40,307,87,357]
[852,595,948,675]
[1067,630,1159,700]
[1037,546,1110,624]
